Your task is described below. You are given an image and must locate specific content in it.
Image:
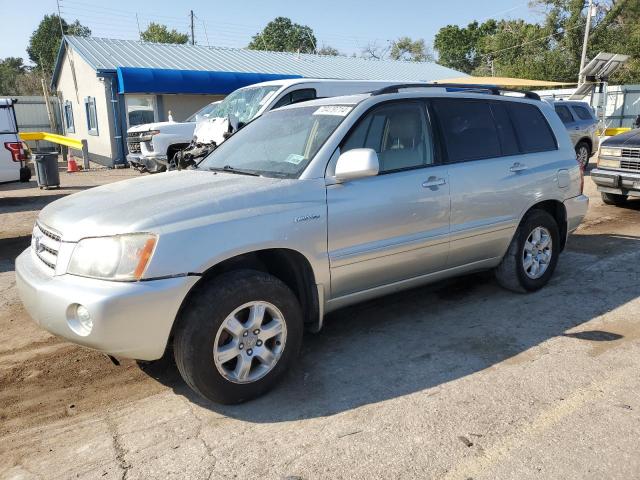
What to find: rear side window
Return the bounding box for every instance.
[571,105,594,120]
[432,99,500,162]
[507,103,556,153]
[490,103,519,156]
[554,105,574,124]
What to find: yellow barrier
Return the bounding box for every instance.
[19,131,84,150]
[603,127,631,137]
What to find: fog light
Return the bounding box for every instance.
[68,304,93,336]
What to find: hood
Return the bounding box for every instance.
[39,170,297,242]
[602,128,640,147]
[128,121,194,133]
[193,117,229,145]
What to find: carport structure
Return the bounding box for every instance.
[51,36,464,167]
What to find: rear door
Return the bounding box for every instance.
[0,102,20,183]
[433,98,559,268]
[326,100,450,298]
[554,104,580,146]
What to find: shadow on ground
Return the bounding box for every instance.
[139,232,640,423]
[0,236,31,273]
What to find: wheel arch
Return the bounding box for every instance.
[575,137,592,154]
[520,199,568,251]
[170,248,321,347]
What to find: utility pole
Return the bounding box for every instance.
[190,10,195,45]
[578,0,594,84]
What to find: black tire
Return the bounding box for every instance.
[575,141,590,168]
[601,192,628,206]
[173,269,303,404]
[19,166,31,182]
[495,209,560,293]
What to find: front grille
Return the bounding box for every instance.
[620,159,640,171]
[621,148,640,159]
[32,222,61,271]
[128,141,141,153]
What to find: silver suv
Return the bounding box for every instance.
[16,84,588,404]
[551,100,600,167]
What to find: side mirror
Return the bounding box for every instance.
[334,148,379,182]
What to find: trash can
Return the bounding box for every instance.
[34,153,60,189]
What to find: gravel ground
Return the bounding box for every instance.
[1,165,639,480]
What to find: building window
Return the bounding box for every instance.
[64,100,75,133]
[84,96,98,136]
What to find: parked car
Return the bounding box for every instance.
[550,100,599,167]
[591,128,640,205]
[127,101,221,173]
[0,98,30,183]
[173,78,405,169]
[16,84,588,404]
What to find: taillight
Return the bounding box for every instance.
[4,142,26,162]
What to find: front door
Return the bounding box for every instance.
[326,101,450,298]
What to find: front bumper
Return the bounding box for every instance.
[126,154,168,172]
[15,249,198,360]
[564,194,589,233]
[591,168,640,197]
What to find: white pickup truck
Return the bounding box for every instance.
[0,98,30,183]
[126,101,220,173]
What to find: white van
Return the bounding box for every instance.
[164,79,407,169]
[0,99,29,183]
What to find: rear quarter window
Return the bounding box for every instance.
[507,103,557,153]
[571,105,594,121]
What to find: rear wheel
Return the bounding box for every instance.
[575,141,590,168]
[173,270,303,404]
[495,209,560,293]
[601,192,628,206]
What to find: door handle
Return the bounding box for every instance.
[422,176,446,188]
[509,162,527,173]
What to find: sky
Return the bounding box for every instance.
[1,0,543,62]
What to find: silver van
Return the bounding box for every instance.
[551,100,600,167]
[16,84,588,403]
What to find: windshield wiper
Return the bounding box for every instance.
[208,165,261,176]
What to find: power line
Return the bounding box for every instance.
[480,23,584,59]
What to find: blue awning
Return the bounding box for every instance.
[116,67,301,95]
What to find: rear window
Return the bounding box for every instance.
[571,105,594,121]
[507,103,557,153]
[432,99,500,162]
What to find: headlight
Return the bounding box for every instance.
[598,158,621,168]
[600,147,622,157]
[67,234,157,281]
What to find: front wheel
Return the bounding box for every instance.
[495,210,560,293]
[173,270,303,404]
[601,192,628,206]
[575,141,590,168]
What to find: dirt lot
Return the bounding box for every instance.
[1,166,639,479]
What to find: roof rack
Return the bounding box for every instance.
[371,83,541,101]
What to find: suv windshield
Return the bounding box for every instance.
[186,102,221,122]
[212,85,281,124]
[198,105,352,178]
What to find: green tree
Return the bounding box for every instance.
[0,57,27,95]
[140,22,189,44]
[27,14,91,74]
[248,17,316,53]
[434,20,497,73]
[317,45,341,56]
[390,37,433,62]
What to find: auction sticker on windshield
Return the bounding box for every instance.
[313,106,352,116]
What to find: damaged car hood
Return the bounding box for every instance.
[38,170,310,242]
